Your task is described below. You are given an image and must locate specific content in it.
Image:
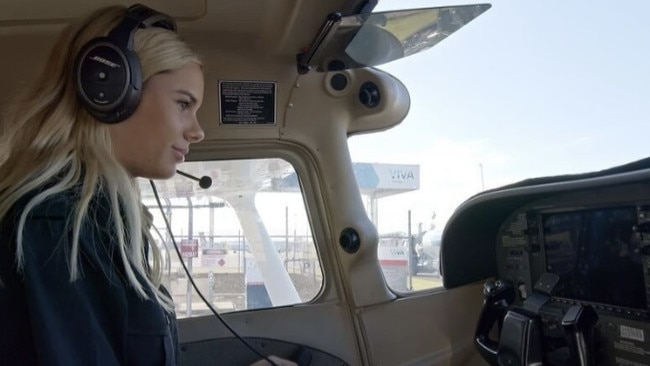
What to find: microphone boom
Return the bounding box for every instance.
[176,170,212,189]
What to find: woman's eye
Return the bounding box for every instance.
[177,100,190,110]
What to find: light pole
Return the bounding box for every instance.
[479,163,485,191]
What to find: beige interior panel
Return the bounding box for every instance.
[0,0,205,24]
[359,284,486,366]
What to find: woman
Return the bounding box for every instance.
[0,4,293,366]
[0,4,203,365]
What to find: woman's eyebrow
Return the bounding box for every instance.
[174,89,198,104]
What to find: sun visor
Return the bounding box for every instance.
[297,4,491,73]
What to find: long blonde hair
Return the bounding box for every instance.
[0,6,202,310]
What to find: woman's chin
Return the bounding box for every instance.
[138,166,177,181]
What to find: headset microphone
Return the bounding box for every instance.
[176,170,212,189]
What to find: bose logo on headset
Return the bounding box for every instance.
[89,56,121,69]
[74,4,177,124]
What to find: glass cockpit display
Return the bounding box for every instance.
[543,207,646,310]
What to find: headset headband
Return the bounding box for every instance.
[108,4,177,49]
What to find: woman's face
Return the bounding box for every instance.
[110,62,205,179]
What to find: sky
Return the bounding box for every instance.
[347,0,650,234]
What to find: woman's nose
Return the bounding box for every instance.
[186,116,205,143]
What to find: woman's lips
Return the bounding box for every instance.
[172,147,188,162]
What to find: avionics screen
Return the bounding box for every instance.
[543,207,646,310]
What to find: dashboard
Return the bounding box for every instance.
[497,193,650,365]
[440,160,650,366]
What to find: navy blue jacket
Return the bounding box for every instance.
[0,188,179,365]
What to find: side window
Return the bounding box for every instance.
[347,161,443,293]
[140,158,322,318]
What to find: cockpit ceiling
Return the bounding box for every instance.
[0,0,367,55]
[0,0,372,66]
[0,0,205,23]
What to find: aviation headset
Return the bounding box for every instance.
[74,4,177,124]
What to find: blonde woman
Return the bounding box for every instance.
[0,4,300,364]
[0,4,206,365]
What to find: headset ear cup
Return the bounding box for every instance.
[73,4,173,123]
[74,37,143,124]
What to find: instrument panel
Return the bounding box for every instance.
[496,191,650,365]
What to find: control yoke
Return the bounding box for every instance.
[475,275,599,366]
[475,279,515,365]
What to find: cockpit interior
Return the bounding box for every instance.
[2,0,649,365]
